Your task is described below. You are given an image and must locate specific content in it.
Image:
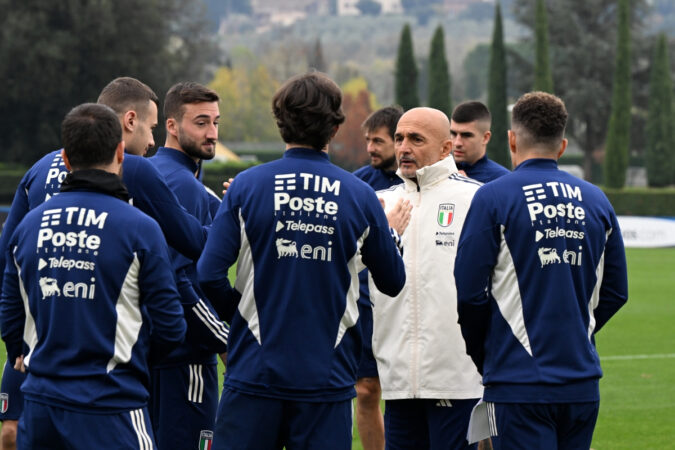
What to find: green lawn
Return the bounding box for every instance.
[2,248,674,449]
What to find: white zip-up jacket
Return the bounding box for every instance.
[369,156,484,400]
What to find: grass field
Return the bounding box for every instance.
[2,248,674,448]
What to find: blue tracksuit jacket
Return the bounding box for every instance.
[198,147,406,402]
[456,154,510,184]
[150,147,229,366]
[0,170,186,412]
[454,158,628,403]
[0,150,225,366]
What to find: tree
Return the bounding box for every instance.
[513,0,649,181]
[0,0,219,165]
[308,38,327,72]
[604,0,632,188]
[533,0,554,93]
[331,81,374,170]
[427,25,451,116]
[209,65,280,143]
[395,24,419,111]
[356,0,382,15]
[645,34,674,187]
[487,2,510,169]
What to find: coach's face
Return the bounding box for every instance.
[394,108,452,180]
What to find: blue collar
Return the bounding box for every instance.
[283,147,330,162]
[156,147,199,173]
[514,158,559,171]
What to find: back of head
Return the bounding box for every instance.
[61,103,122,170]
[511,92,568,152]
[362,105,404,140]
[272,72,345,150]
[97,77,158,119]
[163,81,220,121]
[451,101,491,127]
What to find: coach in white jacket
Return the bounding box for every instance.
[369,107,483,449]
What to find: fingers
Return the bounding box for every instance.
[222,178,234,195]
[14,355,25,373]
[386,198,413,235]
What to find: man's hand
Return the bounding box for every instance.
[383,197,412,235]
[221,178,234,196]
[13,355,25,373]
[219,352,227,366]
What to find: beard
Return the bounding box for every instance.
[178,130,216,161]
[372,153,397,171]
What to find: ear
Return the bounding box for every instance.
[122,110,137,132]
[483,130,492,145]
[166,118,178,137]
[508,130,517,153]
[439,139,453,160]
[61,149,72,172]
[556,138,568,159]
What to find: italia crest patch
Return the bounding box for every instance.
[437,203,455,227]
[199,430,213,450]
[1,393,8,414]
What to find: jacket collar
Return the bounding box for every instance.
[156,146,200,173]
[397,156,459,191]
[60,169,129,202]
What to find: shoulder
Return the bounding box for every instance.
[353,165,372,180]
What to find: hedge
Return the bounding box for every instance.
[201,160,259,197]
[603,187,675,216]
[2,165,674,217]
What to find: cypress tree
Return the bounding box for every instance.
[646,33,674,187]
[487,1,510,168]
[604,0,631,188]
[427,25,451,115]
[395,23,419,111]
[533,0,553,93]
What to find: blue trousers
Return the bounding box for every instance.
[213,387,352,450]
[18,399,155,449]
[489,401,599,450]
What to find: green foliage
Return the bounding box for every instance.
[427,26,451,116]
[395,24,420,111]
[645,34,675,187]
[603,187,675,216]
[462,44,490,100]
[512,0,649,181]
[201,160,259,195]
[0,169,25,204]
[533,0,554,93]
[487,2,510,169]
[209,65,280,142]
[604,0,632,188]
[308,38,327,72]
[0,0,218,166]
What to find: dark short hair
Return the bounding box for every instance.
[97,77,158,120]
[61,103,122,170]
[272,72,345,150]
[163,82,220,121]
[361,105,404,140]
[451,101,491,126]
[511,92,568,150]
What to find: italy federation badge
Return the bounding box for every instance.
[199,430,213,450]
[437,203,455,227]
[0,393,8,414]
